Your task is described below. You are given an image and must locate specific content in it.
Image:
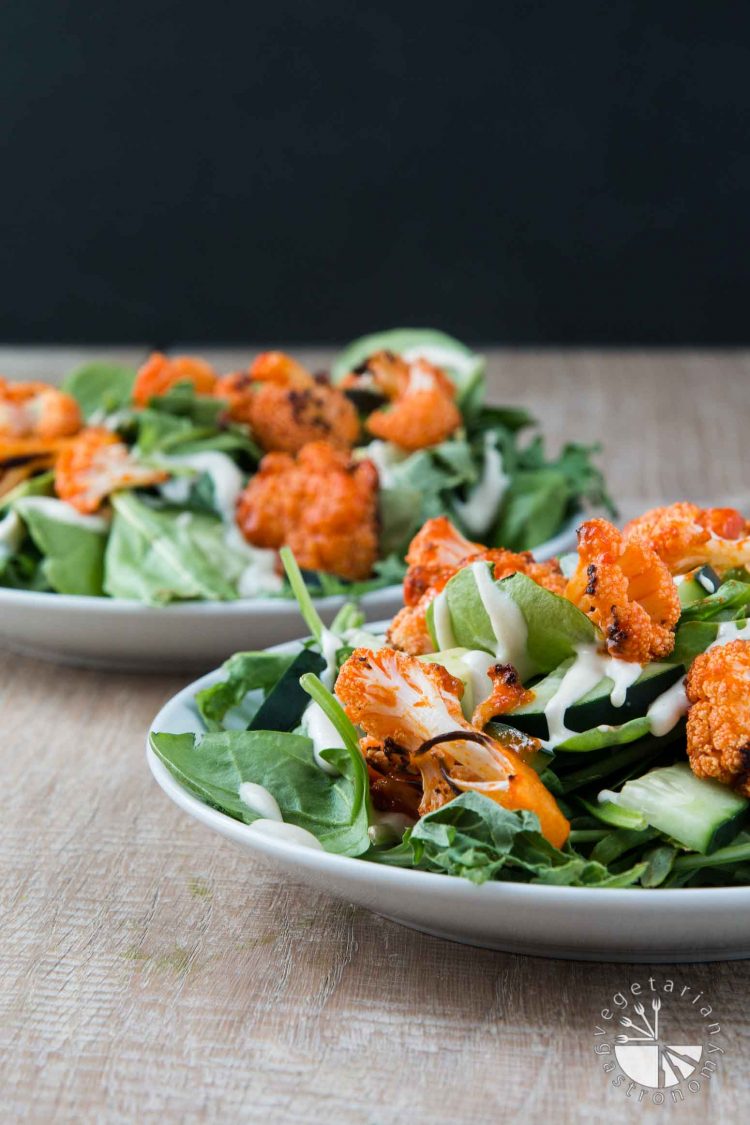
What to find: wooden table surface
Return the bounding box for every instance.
[2,347,749,1123]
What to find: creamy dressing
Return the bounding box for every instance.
[471,561,533,679]
[541,646,643,749]
[356,440,405,488]
[158,452,244,521]
[698,571,717,593]
[0,509,24,562]
[461,649,497,710]
[401,344,476,378]
[707,617,750,650]
[673,574,687,587]
[432,589,456,650]
[646,678,689,737]
[247,819,324,850]
[303,700,344,775]
[320,627,341,688]
[238,781,283,821]
[453,433,509,536]
[15,496,110,533]
[223,524,282,596]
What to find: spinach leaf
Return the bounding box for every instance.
[62,362,137,420]
[151,728,370,855]
[104,492,248,603]
[399,792,645,886]
[678,580,750,622]
[15,498,107,595]
[491,468,570,551]
[196,651,301,728]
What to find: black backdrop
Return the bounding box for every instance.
[2,2,749,345]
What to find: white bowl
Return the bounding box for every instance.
[0,518,578,670]
[147,647,750,963]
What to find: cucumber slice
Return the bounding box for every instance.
[677,565,721,607]
[600,763,749,854]
[331,328,486,412]
[508,659,682,740]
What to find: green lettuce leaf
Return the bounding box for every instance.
[62,362,137,420]
[15,499,107,596]
[104,492,253,603]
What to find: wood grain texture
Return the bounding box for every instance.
[1,349,749,1123]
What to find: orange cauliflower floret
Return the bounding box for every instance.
[132,353,217,407]
[566,518,680,663]
[0,378,82,440]
[471,663,535,730]
[216,352,360,454]
[55,427,168,513]
[686,640,750,796]
[335,646,568,845]
[624,502,750,575]
[235,440,379,581]
[365,358,461,452]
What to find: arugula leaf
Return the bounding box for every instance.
[151,728,370,855]
[15,498,107,596]
[62,362,137,420]
[196,651,300,728]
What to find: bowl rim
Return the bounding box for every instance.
[0,515,580,613]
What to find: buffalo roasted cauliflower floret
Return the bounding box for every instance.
[235,440,379,581]
[215,352,360,454]
[0,378,82,440]
[566,518,680,663]
[365,357,461,452]
[335,646,568,845]
[132,353,217,407]
[624,502,750,575]
[686,640,750,796]
[55,427,168,513]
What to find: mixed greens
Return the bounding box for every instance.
[0,330,609,604]
[152,532,750,888]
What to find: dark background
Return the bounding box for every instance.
[2,2,749,346]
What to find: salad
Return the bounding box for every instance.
[0,330,608,603]
[152,502,750,888]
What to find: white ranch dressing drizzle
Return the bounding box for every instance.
[698,571,717,593]
[223,523,282,595]
[431,589,456,650]
[646,678,689,738]
[645,618,750,738]
[302,700,344,776]
[15,496,110,532]
[541,646,643,749]
[247,819,324,850]
[357,440,405,489]
[471,561,533,679]
[406,364,437,392]
[320,627,341,688]
[158,451,244,519]
[461,649,497,710]
[238,782,282,821]
[453,433,509,537]
[0,509,24,562]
